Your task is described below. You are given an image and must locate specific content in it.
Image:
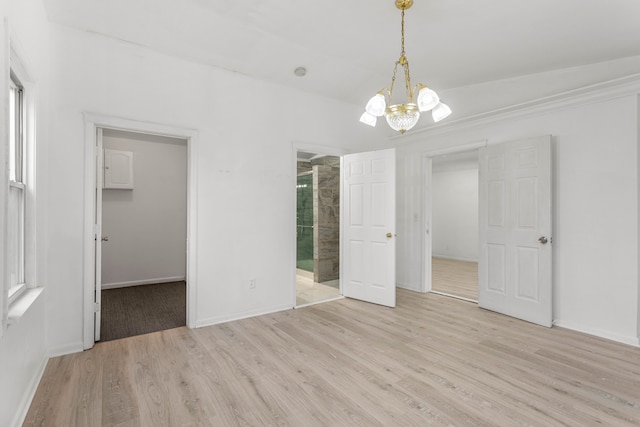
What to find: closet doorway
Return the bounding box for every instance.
[98,129,188,341]
[430,150,479,302]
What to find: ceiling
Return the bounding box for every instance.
[43,0,640,108]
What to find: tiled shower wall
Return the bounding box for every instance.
[296,156,340,283]
[312,157,340,283]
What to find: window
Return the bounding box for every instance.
[8,73,26,305]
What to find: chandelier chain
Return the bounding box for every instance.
[400,9,405,57]
[399,8,412,102]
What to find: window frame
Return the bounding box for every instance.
[2,38,41,333]
[9,74,23,182]
[7,72,27,306]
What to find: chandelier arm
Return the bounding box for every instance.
[389,62,400,106]
[404,62,413,102]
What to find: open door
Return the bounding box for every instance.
[342,148,396,307]
[94,128,103,341]
[478,136,552,327]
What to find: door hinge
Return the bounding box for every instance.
[94,224,102,239]
[94,302,100,312]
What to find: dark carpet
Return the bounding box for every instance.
[100,281,186,342]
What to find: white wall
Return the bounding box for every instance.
[45,24,389,353]
[0,0,50,426]
[0,295,47,427]
[101,131,187,288]
[2,5,637,423]
[431,166,479,262]
[397,89,640,346]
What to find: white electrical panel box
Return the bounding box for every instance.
[104,149,134,189]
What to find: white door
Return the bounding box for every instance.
[342,148,396,307]
[478,136,552,327]
[94,128,104,340]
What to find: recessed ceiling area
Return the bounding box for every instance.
[42,0,640,109]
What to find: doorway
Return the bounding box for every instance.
[98,129,187,341]
[295,151,341,306]
[429,149,479,302]
[83,114,198,350]
[424,136,552,326]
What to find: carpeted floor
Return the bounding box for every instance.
[100,281,186,342]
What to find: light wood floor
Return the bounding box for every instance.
[25,290,640,426]
[432,257,478,301]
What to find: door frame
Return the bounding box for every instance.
[83,113,199,350]
[291,142,347,307]
[421,140,487,294]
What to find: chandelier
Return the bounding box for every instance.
[360,0,451,134]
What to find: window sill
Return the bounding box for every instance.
[7,287,44,326]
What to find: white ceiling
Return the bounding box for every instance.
[43,0,640,107]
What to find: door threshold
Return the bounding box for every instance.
[430,290,478,304]
[295,295,344,309]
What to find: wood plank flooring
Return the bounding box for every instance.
[24,290,640,426]
[432,257,478,301]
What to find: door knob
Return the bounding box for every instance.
[538,236,548,244]
[101,236,109,242]
[386,233,393,238]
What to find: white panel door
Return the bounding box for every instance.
[343,148,396,307]
[94,128,104,340]
[478,136,552,327]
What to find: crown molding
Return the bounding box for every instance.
[395,73,640,142]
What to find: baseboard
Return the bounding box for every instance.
[11,352,48,427]
[397,282,425,293]
[194,303,293,329]
[432,254,478,263]
[101,276,186,290]
[553,320,640,348]
[48,341,85,358]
